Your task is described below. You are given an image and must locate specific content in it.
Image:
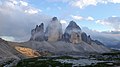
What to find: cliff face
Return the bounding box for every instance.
[28,17,111,54]
[30,23,45,41]
[45,17,63,42]
[30,17,63,42]
[29,17,104,45]
[63,21,82,44]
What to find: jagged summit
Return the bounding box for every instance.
[66,21,81,31]
[45,17,62,42]
[63,21,82,44]
[30,23,45,41]
[52,17,58,21]
[30,17,106,45]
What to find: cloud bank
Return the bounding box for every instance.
[82,27,120,46]
[96,16,120,31]
[0,0,51,42]
[47,0,120,8]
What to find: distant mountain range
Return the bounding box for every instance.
[82,27,120,49]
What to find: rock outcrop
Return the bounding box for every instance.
[81,32,88,43]
[93,40,104,45]
[87,35,92,44]
[29,17,102,45]
[30,23,45,41]
[81,32,92,44]
[63,21,82,44]
[45,17,62,42]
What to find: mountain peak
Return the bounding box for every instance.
[52,17,58,21]
[67,21,81,30]
[70,20,76,24]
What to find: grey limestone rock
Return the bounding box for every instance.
[30,23,45,41]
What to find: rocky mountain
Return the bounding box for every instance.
[30,23,45,41]
[45,17,63,42]
[0,17,111,64]
[0,38,46,64]
[62,21,82,44]
[28,17,110,54]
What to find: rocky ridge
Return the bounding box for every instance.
[28,17,110,54]
[30,17,102,45]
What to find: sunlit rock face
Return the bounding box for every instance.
[63,21,82,44]
[15,46,40,58]
[45,17,63,42]
[30,23,45,41]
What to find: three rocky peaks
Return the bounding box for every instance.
[30,17,100,45]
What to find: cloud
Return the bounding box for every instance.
[0,0,51,42]
[60,20,68,31]
[47,0,120,8]
[96,16,120,31]
[71,0,120,8]
[25,9,41,14]
[82,27,120,46]
[71,0,97,9]
[19,1,28,6]
[71,15,84,20]
[87,16,94,21]
[0,36,15,41]
[71,15,94,21]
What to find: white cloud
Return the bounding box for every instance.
[96,16,120,31]
[87,16,94,21]
[71,15,84,20]
[60,20,67,24]
[71,15,94,21]
[71,0,97,9]
[60,20,68,31]
[20,1,28,6]
[0,36,15,41]
[48,0,120,8]
[96,20,110,25]
[0,0,41,14]
[25,9,41,14]
[72,0,120,8]
[111,0,120,3]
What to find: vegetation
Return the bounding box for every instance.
[9,52,120,67]
[15,56,75,67]
[16,59,73,67]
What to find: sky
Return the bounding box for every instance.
[0,0,120,42]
